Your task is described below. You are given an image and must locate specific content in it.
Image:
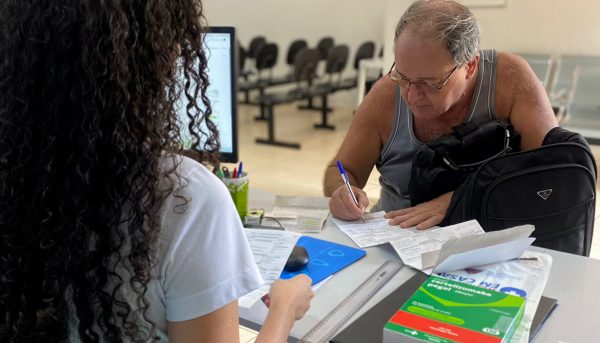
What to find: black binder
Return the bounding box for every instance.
[331,273,558,343]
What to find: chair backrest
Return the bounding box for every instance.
[551,54,600,123]
[353,41,376,70]
[325,45,349,75]
[255,43,278,71]
[293,48,320,83]
[238,44,247,73]
[286,39,308,66]
[316,37,334,61]
[248,36,266,59]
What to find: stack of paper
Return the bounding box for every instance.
[264,196,330,233]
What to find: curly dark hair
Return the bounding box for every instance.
[0,0,219,341]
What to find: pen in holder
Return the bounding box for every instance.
[222,172,249,220]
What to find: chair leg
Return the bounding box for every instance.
[255,104,301,149]
[314,94,335,130]
[298,96,333,112]
[254,87,268,121]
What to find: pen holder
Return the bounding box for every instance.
[222,173,249,220]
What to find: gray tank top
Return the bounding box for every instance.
[373,49,498,212]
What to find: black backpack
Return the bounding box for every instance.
[442,127,597,256]
[409,120,521,206]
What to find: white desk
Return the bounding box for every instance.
[241,190,600,342]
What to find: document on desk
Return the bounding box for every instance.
[390,220,484,273]
[264,195,330,233]
[390,221,536,275]
[430,224,535,273]
[330,211,421,248]
[239,229,300,308]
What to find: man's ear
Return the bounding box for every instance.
[465,54,480,79]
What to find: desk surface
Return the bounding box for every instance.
[241,190,600,342]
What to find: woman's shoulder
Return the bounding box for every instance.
[161,154,220,187]
[158,154,230,212]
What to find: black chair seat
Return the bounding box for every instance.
[259,88,308,105]
[239,78,271,91]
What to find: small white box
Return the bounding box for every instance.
[244,208,264,225]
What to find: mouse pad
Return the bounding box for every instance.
[280,236,366,285]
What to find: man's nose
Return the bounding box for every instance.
[406,82,425,101]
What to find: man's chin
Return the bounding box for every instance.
[411,107,440,119]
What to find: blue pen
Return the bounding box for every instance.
[238,161,243,178]
[336,161,366,223]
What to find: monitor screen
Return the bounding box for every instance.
[176,26,238,163]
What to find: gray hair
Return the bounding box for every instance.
[395,0,480,65]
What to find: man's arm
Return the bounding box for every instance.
[495,52,558,149]
[324,77,396,219]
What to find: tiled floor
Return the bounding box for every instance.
[230,101,600,260]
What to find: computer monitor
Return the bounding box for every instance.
[176,26,238,163]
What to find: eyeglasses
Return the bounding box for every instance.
[388,62,462,93]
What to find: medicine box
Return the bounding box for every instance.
[383,275,524,343]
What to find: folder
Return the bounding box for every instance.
[280,236,366,285]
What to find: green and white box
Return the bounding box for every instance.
[384,275,525,343]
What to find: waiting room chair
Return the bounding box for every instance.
[255,48,321,148]
[551,55,600,128]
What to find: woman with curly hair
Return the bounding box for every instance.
[0,0,313,341]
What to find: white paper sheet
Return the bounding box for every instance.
[239,229,300,308]
[330,211,421,248]
[432,224,535,273]
[434,237,536,273]
[390,220,484,273]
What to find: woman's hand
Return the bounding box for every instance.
[267,274,314,320]
[384,192,452,230]
[254,275,314,343]
[329,185,369,220]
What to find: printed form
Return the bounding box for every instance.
[390,220,484,273]
[239,229,300,308]
[330,211,421,248]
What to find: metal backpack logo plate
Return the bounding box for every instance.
[537,189,553,200]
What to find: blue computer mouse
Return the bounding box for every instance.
[284,245,309,272]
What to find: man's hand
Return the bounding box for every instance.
[384,192,452,230]
[329,185,369,220]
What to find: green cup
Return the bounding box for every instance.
[223,173,249,220]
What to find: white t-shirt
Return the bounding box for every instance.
[69,155,263,340]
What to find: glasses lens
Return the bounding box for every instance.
[389,64,459,94]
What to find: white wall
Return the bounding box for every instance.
[384,0,600,58]
[203,0,387,106]
[471,0,600,56]
[204,0,386,74]
[204,0,600,107]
